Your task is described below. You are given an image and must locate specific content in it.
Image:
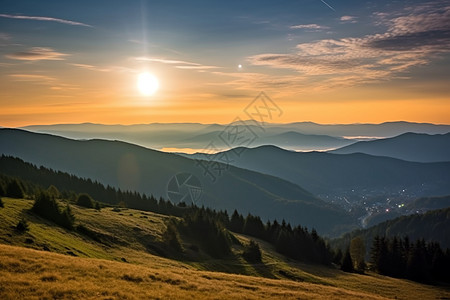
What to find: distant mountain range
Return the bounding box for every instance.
[185,145,450,203]
[180,130,354,151]
[3,122,450,235]
[19,121,450,152]
[280,121,450,138]
[331,132,450,162]
[0,128,352,235]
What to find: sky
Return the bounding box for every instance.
[1,0,449,127]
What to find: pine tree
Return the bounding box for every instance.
[6,179,24,198]
[333,248,343,265]
[229,209,244,233]
[341,248,354,272]
[0,183,5,197]
[407,240,429,282]
[59,205,75,230]
[350,237,366,273]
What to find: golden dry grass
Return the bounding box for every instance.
[0,244,388,300]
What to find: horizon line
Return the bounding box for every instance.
[4,120,450,128]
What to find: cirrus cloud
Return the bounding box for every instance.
[5,47,69,61]
[135,56,219,71]
[340,16,358,23]
[0,14,92,27]
[290,24,329,31]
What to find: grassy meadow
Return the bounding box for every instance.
[0,197,449,299]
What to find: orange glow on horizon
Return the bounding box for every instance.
[1,96,449,128]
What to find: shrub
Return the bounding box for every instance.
[76,193,94,208]
[32,191,74,230]
[16,218,29,233]
[59,205,75,230]
[242,240,262,263]
[32,191,59,219]
[47,185,60,198]
[6,179,24,198]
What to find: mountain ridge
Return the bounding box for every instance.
[331,132,450,162]
[0,128,351,234]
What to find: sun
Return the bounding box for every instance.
[137,72,159,96]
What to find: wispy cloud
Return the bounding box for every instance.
[175,65,218,70]
[0,14,92,27]
[70,63,111,72]
[135,57,200,66]
[136,56,219,70]
[247,3,450,89]
[340,16,358,23]
[9,74,56,82]
[290,24,329,31]
[0,33,10,40]
[9,74,78,91]
[5,47,69,61]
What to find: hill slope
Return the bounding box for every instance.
[406,195,450,211]
[0,129,350,234]
[1,197,448,300]
[331,132,450,162]
[332,207,450,252]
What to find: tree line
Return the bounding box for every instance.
[227,210,332,264]
[370,235,450,283]
[0,155,333,265]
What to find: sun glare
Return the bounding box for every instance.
[137,72,159,96]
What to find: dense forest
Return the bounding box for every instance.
[370,236,450,283]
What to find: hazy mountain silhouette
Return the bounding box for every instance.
[331,132,450,162]
[282,121,450,137]
[180,130,354,151]
[253,131,353,150]
[187,145,450,201]
[0,128,352,234]
[19,121,450,152]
